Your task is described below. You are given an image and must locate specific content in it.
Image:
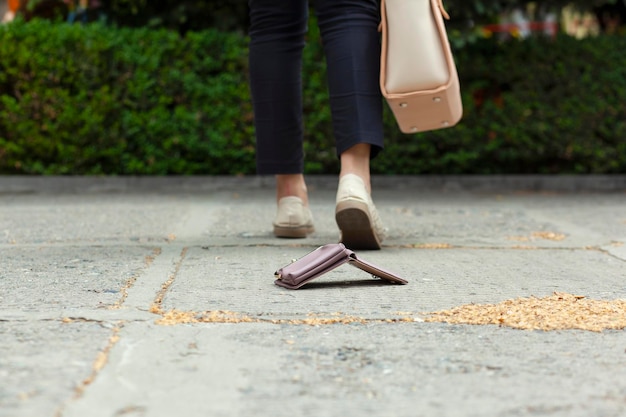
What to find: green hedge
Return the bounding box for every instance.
[0,19,254,175]
[1,19,625,175]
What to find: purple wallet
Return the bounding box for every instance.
[274,243,408,289]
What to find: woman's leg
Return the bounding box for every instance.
[249,0,313,236]
[314,0,383,183]
[248,0,308,177]
[340,143,372,194]
[314,0,385,248]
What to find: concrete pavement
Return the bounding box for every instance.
[1,175,626,417]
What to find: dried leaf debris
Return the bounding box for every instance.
[425,292,626,332]
[154,293,626,332]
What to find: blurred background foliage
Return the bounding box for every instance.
[9,0,626,35]
[0,0,625,175]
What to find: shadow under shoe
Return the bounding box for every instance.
[335,174,385,250]
[273,196,315,238]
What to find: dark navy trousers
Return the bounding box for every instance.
[248,0,384,175]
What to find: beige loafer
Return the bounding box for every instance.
[335,174,385,250]
[273,196,314,238]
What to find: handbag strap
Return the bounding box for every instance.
[437,0,450,20]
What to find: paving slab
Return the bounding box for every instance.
[59,322,626,417]
[0,175,625,417]
[1,245,157,313]
[164,246,626,317]
[0,320,114,417]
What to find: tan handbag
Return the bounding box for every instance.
[380,0,462,134]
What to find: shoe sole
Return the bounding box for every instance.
[274,225,314,239]
[335,200,382,250]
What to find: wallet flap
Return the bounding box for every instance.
[348,253,408,285]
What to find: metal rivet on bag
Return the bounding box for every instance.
[399,102,408,108]
[433,97,442,103]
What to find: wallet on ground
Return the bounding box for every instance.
[274,243,408,289]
